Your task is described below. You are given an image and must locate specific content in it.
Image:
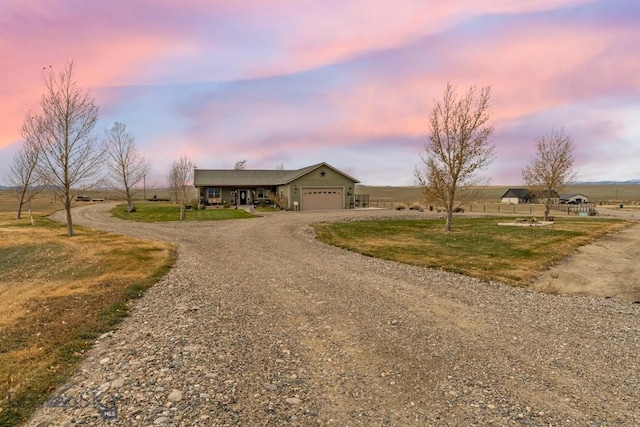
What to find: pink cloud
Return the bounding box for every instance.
[1,0,638,186]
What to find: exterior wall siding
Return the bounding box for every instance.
[502,197,520,204]
[289,168,356,210]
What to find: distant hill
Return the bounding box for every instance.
[574,179,640,185]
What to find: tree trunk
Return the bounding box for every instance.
[15,187,29,220]
[66,206,74,236]
[445,211,453,231]
[543,201,550,221]
[64,191,74,236]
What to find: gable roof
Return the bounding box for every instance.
[559,193,588,199]
[193,162,359,187]
[501,188,532,199]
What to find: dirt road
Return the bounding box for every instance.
[28,205,639,426]
[531,208,640,302]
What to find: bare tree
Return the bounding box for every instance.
[104,122,150,212]
[168,155,194,207]
[415,83,495,231]
[22,62,103,236]
[4,134,44,219]
[234,160,247,170]
[275,162,285,170]
[522,128,577,221]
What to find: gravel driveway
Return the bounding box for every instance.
[28,205,639,426]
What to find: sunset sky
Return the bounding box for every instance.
[1,0,638,186]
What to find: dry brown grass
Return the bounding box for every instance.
[357,184,640,207]
[0,194,175,425]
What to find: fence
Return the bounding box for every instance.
[550,203,597,215]
[363,200,580,216]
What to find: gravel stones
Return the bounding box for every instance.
[167,390,183,402]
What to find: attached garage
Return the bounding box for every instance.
[194,162,359,210]
[301,187,344,210]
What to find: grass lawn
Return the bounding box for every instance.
[110,202,257,222]
[0,213,175,425]
[312,216,630,284]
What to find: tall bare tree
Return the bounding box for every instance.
[21,62,103,236]
[522,128,577,221]
[168,155,194,207]
[415,83,495,231]
[104,122,150,212]
[4,134,44,219]
[234,160,247,170]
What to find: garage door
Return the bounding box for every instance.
[301,187,343,210]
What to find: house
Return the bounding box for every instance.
[559,193,589,204]
[193,162,360,210]
[501,188,560,204]
[501,188,534,204]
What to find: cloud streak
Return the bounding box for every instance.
[1,0,638,186]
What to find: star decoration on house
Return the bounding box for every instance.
[320,169,326,177]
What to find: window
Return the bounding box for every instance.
[207,188,221,199]
[257,188,265,198]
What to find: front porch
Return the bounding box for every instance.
[198,186,279,208]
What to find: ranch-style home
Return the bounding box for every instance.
[193,162,359,210]
[501,188,535,204]
[501,188,559,204]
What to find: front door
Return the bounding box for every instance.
[239,190,248,205]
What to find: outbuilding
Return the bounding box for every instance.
[501,188,534,204]
[501,188,560,204]
[193,162,359,210]
[559,193,589,204]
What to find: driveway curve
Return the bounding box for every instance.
[29,205,639,426]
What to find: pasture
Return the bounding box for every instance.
[0,192,175,425]
[356,184,640,209]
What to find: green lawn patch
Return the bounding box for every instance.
[110,203,257,222]
[312,217,629,284]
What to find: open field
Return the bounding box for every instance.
[356,184,640,209]
[1,183,638,218]
[0,200,175,424]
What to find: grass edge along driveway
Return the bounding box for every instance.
[0,214,176,426]
[110,202,258,222]
[312,216,630,285]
